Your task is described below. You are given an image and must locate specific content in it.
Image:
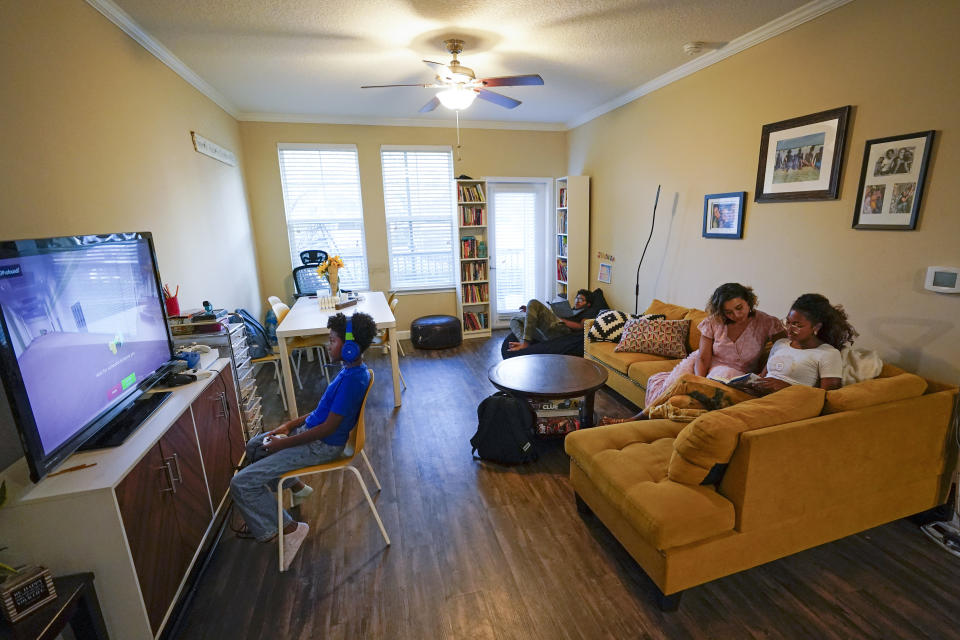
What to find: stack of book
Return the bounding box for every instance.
[167,309,229,335]
[528,398,581,437]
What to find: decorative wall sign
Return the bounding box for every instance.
[190,131,237,166]
[598,262,612,284]
[702,192,745,239]
[852,130,934,230]
[755,106,851,202]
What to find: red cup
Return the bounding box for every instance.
[165,295,180,316]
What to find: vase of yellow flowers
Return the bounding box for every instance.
[316,255,345,295]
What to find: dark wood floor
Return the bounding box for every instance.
[174,331,960,639]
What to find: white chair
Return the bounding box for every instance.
[276,372,388,571]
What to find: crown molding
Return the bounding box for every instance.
[237,112,567,131]
[85,0,239,118]
[565,0,853,129]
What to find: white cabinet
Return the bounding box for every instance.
[0,361,243,640]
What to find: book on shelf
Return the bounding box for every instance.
[459,206,485,226]
[462,311,488,331]
[558,186,568,208]
[461,283,489,303]
[457,183,486,202]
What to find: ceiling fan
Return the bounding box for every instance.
[361,39,544,112]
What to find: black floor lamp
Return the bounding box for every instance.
[634,185,661,315]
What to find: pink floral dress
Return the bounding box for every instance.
[644,311,784,406]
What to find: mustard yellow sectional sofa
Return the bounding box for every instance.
[565,366,958,610]
[583,299,709,409]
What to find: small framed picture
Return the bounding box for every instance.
[852,130,934,230]
[597,262,612,284]
[755,106,851,202]
[702,192,745,239]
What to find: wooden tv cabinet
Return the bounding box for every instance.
[0,360,244,639]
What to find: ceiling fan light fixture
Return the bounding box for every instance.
[437,86,477,110]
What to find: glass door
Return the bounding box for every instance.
[487,180,549,328]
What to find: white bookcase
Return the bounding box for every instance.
[455,178,491,338]
[555,176,590,299]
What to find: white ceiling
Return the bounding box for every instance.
[97,0,845,128]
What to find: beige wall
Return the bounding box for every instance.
[570,0,960,383]
[238,122,567,329]
[0,0,259,316]
[0,0,258,470]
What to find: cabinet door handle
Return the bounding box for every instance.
[219,391,229,418]
[157,462,177,494]
[165,453,183,485]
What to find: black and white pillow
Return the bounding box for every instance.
[588,310,665,342]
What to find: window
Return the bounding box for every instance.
[380,147,456,290]
[488,181,548,323]
[277,144,369,290]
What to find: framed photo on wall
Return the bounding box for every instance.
[755,106,851,202]
[702,192,745,239]
[852,130,934,230]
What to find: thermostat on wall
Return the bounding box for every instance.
[925,266,960,293]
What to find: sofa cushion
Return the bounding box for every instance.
[587,310,665,342]
[683,308,710,353]
[627,359,680,388]
[589,341,673,374]
[668,385,826,485]
[644,299,691,320]
[615,317,690,358]
[822,373,928,414]
[566,421,736,548]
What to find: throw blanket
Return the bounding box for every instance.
[645,374,755,422]
[840,347,883,386]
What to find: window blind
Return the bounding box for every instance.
[380,148,456,290]
[277,145,369,290]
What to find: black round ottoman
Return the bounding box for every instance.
[411,315,462,349]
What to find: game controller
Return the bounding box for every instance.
[262,433,287,447]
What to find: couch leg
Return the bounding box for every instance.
[575,494,594,518]
[655,588,683,612]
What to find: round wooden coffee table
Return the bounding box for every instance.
[487,354,609,429]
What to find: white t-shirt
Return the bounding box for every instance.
[765,338,843,387]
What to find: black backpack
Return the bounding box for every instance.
[471,392,538,464]
[233,308,272,359]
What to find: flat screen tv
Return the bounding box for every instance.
[0,232,176,482]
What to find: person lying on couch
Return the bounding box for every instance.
[507,289,600,352]
[601,293,857,423]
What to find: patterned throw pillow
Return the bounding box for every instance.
[588,310,665,342]
[614,317,690,358]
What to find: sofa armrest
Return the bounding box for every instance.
[719,389,957,532]
[583,319,594,356]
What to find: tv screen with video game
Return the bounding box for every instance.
[0,232,175,482]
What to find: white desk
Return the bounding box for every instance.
[276,291,401,416]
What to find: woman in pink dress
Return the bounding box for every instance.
[643,283,785,407]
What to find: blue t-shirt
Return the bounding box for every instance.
[304,363,370,447]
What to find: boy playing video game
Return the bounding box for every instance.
[230,311,377,569]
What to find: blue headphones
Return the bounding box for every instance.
[341,317,360,363]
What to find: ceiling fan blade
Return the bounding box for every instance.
[480,74,544,87]
[476,89,521,109]
[423,60,449,71]
[361,83,432,89]
[419,96,441,113]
